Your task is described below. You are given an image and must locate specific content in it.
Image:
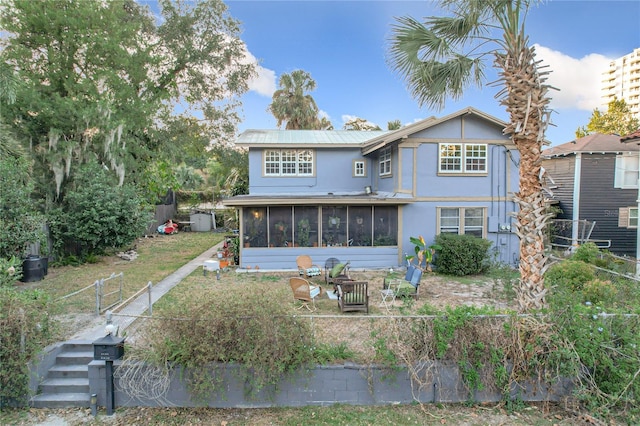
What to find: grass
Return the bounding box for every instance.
[2,233,603,425]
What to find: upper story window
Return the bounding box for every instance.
[264,149,314,176]
[439,143,487,174]
[614,154,639,189]
[353,160,366,177]
[379,147,391,176]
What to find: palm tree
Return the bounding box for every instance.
[268,70,321,130]
[388,0,553,311]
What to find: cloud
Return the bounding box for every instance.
[534,44,611,111]
[242,49,276,97]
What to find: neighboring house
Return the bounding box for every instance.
[542,133,640,256]
[222,107,521,270]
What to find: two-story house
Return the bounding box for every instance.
[542,133,640,256]
[223,107,521,270]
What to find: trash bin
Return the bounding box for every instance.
[21,255,44,282]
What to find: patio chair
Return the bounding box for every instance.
[296,255,322,279]
[289,277,323,311]
[325,258,351,287]
[337,281,369,313]
[383,265,422,300]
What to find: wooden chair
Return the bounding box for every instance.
[289,277,323,311]
[296,255,322,279]
[337,281,369,313]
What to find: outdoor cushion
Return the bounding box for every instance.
[309,285,321,299]
[305,267,321,277]
[330,263,346,278]
[343,292,364,303]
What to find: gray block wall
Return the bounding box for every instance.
[88,361,574,408]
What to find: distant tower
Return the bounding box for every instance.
[601,48,640,119]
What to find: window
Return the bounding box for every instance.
[264,149,314,176]
[379,147,391,176]
[439,143,487,173]
[618,207,638,228]
[438,207,486,237]
[614,154,639,189]
[353,160,366,177]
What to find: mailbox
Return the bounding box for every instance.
[93,334,125,361]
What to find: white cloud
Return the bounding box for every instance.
[242,49,276,97]
[534,44,611,111]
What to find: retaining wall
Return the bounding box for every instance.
[89,361,573,408]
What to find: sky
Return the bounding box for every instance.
[222,0,640,145]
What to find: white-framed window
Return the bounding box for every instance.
[264,149,314,176]
[614,154,639,189]
[438,207,486,237]
[379,147,391,176]
[353,160,366,177]
[619,206,638,228]
[439,143,487,173]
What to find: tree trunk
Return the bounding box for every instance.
[495,45,553,312]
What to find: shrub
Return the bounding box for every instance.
[545,260,595,292]
[48,162,152,259]
[131,287,315,400]
[581,278,618,305]
[0,256,23,287]
[0,157,46,259]
[0,288,56,408]
[572,242,600,264]
[434,233,492,276]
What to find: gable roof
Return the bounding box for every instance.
[361,106,508,155]
[543,133,640,158]
[236,129,388,148]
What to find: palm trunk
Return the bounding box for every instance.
[495,45,553,311]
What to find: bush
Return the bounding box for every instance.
[0,256,23,287]
[572,242,600,264]
[434,233,492,276]
[545,260,595,292]
[0,288,56,408]
[134,287,315,400]
[48,162,152,258]
[0,157,46,259]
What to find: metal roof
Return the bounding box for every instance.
[222,191,413,207]
[236,129,389,147]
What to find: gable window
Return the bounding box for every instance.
[264,149,314,176]
[439,143,487,174]
[614,154,639,189]
[438,207,486,237]
[619,207,638,228]
[353,160,366,177]
[379,147,391,176]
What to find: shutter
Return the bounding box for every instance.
[619,207,629,227]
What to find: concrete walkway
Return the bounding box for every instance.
[72,242,222,341]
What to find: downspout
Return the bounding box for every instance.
[636,159,640,276]
[571,153,582,249]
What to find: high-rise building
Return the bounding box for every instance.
[601,47,640,119]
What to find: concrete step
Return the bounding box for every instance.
[30,392,91,409]
[39,377,89,394]
[55,350,94,366]
[48,364,88,379]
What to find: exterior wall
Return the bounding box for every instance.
[543,154,638,256]
[579,154,637,256]
[89,361,573,408]
[248,148,373,195]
